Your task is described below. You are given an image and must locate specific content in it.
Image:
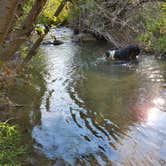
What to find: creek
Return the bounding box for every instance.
[3,28,166,165]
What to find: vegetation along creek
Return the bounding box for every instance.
[0,0,166,165]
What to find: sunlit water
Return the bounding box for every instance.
[6,28,166,165]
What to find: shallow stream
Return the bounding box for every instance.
[5,28,166,165]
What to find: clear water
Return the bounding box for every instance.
[6,28,166,165]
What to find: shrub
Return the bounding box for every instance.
[0,122,25,165]
[37,0,69,24]
[138,2,166,52]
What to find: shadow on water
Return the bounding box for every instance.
[2,28,166,165]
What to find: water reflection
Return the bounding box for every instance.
[114,58,166,166]
[32,28,166,165]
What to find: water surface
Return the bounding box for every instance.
[7,28,166,165]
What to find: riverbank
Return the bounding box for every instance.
[0,51,47,164]
[0,122,25,165]
[68,1,166,57]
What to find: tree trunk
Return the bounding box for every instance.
[0,0,47,61]
[24,0,68,63]
[0,0,18,44]
[6,0,26,41]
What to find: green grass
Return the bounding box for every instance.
[0,122,25,165]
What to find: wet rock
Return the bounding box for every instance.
[42,40,64,45]
[53,40,64,45]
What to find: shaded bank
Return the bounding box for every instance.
[0,50,49,165]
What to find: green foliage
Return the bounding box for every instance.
[138,2,166,52]
[162,2,166,13]
[81,0,96,10]
[67,4,78,22]
[35,26,45,35]
[37,0,69,24]
[67,0,96,26]
[51,16,57,24]
[0,122,25,165]
[23,0,34,14]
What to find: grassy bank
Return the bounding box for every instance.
[0,122,25,165]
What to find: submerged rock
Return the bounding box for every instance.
[42,40,64,46]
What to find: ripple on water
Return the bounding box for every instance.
[31,28,166,165]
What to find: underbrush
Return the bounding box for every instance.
[0,122,25,165]
[138,2,166,53]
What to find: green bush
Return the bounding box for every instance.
[37,0,69,24]
[138,2,166,52]
[0,122,25,165]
